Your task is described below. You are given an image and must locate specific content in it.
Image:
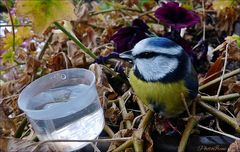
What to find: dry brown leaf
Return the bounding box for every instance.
[75,3,89,21]
[201,53,223,85]
[25,57,41,75]
[47,53,71,71]
[123,0,138,7]
[228,42,240,61]
[107,129,134,152]
[0,137,54,152]
[52,30,68,43]
[73,23,98,49]
[124,111,134,122]
[143,128,154,152]
[217,7,238,34]
[101,26,114,43]
[82,27,97,49]
[228,140,240,152]
[0,81,16,100]
[89,64,116,99]
[17,74,32,89]
[0,106,16,136]
[105,103,121,124]
[67,41,87,67]
[226,82,240,95]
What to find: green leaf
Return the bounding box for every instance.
[225,34,240,48]
[212,0,234,11]
[138,0,155,9]
[2,50,14,64]
[3,33,22,51]
[16,0,77,34]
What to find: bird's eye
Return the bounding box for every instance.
[136,52,158,58]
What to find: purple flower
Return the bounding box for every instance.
[110,19,150,53]
[154,2,200,29]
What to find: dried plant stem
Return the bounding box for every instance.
[112,139,133,152]
[138,10,155,18]
[4,0,15,52]
[114,110,154,152]
[198,101,240,133]
[134,110,154,152]
[104,125,115,138]
[201,93,240,102]
[198,124,240,140]
[0,24,31,27]
[1,94,19,101]
[37,33,53,60]
[202,0,206,41]
[90,9,117,16]
[199,68,240,91]
[133,137,143,152]
[138,110,154,129]
[216,43,229,97]
[215,43,229,132]
[101,65,119,77]
[178,116,199,152]
[191,101,197,115]
[119,97,132,129]
[33,137,131,152]
[14,118,28,138]
[54,22,97,59]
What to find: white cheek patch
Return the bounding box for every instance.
[135,56,179,81]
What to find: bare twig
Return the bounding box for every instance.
[198,101,240,133]
[138,10,155,18]
[33,137,132,152]
[4,0,15,52]
[104,125,115,138]
[200,93,240,102]
[202,0,206,41]
[112,139,133,152]
[216,43,229,97]
[37,33,53,60]
[216,43,229,132]
[138,110,154,129]
[198,124,240,140]
[178,116,199,152]
[118,97,132,129]
[199,68,240,91]
[114,110,154,152]
[0,24,31,27]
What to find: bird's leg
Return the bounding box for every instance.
[165,120,182,135]
[155,115,181,135]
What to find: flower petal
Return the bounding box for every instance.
[154,2,200,29]
[110,19,150,52]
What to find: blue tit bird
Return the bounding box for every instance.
[119,37,198,117]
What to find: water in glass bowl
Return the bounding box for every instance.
[28,84,105,151]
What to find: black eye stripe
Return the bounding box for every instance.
[134,51,183,59]
[135,52,159,58]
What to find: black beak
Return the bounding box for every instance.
[119,50,135,61]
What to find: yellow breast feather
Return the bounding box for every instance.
[129,70,190,117]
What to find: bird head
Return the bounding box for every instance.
[119,37,191,82]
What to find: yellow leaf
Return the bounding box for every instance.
[16,0,77,34]
[212,0,233,11]
[17,27,33,39]
[3,33,22,50]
